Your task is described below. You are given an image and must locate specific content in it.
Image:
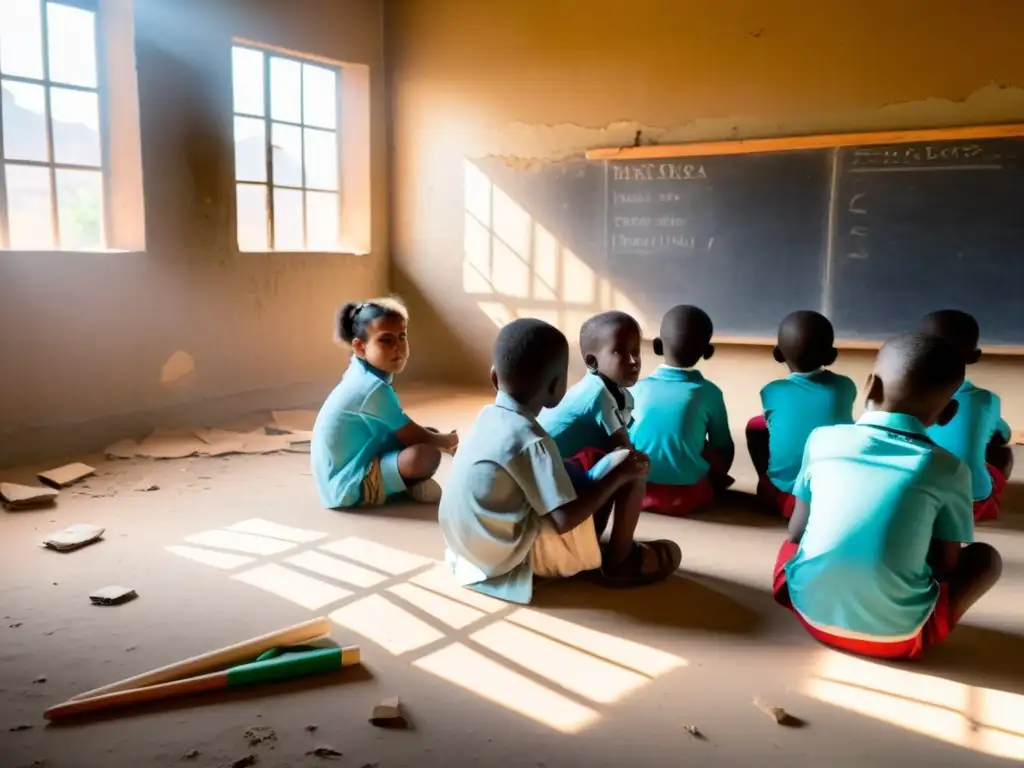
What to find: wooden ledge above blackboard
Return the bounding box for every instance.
[586,123,1024,161]
[714,336,1024,357]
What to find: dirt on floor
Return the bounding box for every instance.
[2,390,1024,768]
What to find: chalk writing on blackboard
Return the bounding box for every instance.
[612,163,708,181]
[850,143,1003,172]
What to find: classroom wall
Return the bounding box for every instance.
[0,0,387,466]
[386,0,1024,432]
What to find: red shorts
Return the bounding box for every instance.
[772,540,955,660]
[757,475,797,519]
[565,446,606,475]
[643,478,715,517]
[747,414,767,432]
[973,463,1007,522]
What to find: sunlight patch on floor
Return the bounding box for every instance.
[802,651,1024,760]
[233,563,353,609]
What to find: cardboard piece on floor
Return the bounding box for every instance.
[90,585,137,606]
[42,523,105,552]
[38,462,95,489]
[0,482,59,510]
[135,429,206,459]
[272,410,317,433]
[105,439,139,459]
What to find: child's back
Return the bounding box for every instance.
[629,367,729,486]
[786,417,972,637]
[927,382,1009,499]
[919,310,1013,518]
[760,370,856,492]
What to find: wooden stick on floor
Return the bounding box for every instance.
[47,645,361,720]
[67,617,333,702]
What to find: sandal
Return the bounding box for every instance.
[592,540,682,589]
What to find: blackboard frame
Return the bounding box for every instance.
[587,122,1024,355]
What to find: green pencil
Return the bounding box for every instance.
[44,645,361,720]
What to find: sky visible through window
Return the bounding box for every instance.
[232,44,341,252]
[1,0,104,250]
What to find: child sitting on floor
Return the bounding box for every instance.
[746,311,856,518]
[311,298,458,509]
[774,333,1002,660]
[921,310,1014,522]
[629,305,734,516]
[538,311,642,472]
[440,318,682,604]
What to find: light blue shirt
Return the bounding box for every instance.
[311,357,410,508]
[761,370,857,493]
[926,380,1012,500]
[786,411,974,641]
[440,392,577,605]
[538,372,633,458]
[628,366,732,486]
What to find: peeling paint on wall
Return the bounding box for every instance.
[485,84,1024,163]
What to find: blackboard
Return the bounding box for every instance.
[606,152,831,336]
[829,138,1024,345]
[471,131,1024,347]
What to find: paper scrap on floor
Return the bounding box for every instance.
[42,523,105,552]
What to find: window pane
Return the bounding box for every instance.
[0,0,44,79]
[236,183,268,251]
[46,2,97,87]
[233,116,266,182]
[232,47,264,116]
[271,122,302,187]
[269,57,301,123]
[5,163,54,249]
[1,80,48,161]
[305,191,339,251]
[302,63,337,130]
[272,187,303,250]
[303,128,337,191]
[51,87,100,166]
[56,167,102,249]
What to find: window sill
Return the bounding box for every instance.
[1,248,142,255]
[237,248,371,256]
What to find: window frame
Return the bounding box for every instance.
[231,42,344,253]
[0,0,111,251]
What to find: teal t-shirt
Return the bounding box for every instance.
[628,366,732,486]
[926,380,1011,500]
[761,370,857,493]
[538,372,632,458]
[786,412,974,640]
[311,357,410,508]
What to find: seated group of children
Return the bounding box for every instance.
[311,297,1011,660]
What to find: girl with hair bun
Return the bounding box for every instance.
[311,296,458,509]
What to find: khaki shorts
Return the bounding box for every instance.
[531,515,602,579]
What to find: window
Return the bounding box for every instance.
[232,45,341,252]
[1,0,105,250]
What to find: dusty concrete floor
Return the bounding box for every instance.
[2,388,1024,768]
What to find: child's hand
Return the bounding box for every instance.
[440,430,459,451]
[615,450,650,481]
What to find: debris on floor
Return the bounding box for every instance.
[89,586,138,606]
[41,523,105,552]
[9,723,33,731]
[32,676,46,684]
[244,726,276,746]
[0,482,59,511]
[684,724,705,739]
[370,696,408,729]
[754,697,801,726]
[38,463,95,489]
[305,724,318,732]
[225,755,257,768]
[305,746,343,759]
[182,750,200,760]
[134,482,160,492]
[106,425,310,460]
[10,622,23,628]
